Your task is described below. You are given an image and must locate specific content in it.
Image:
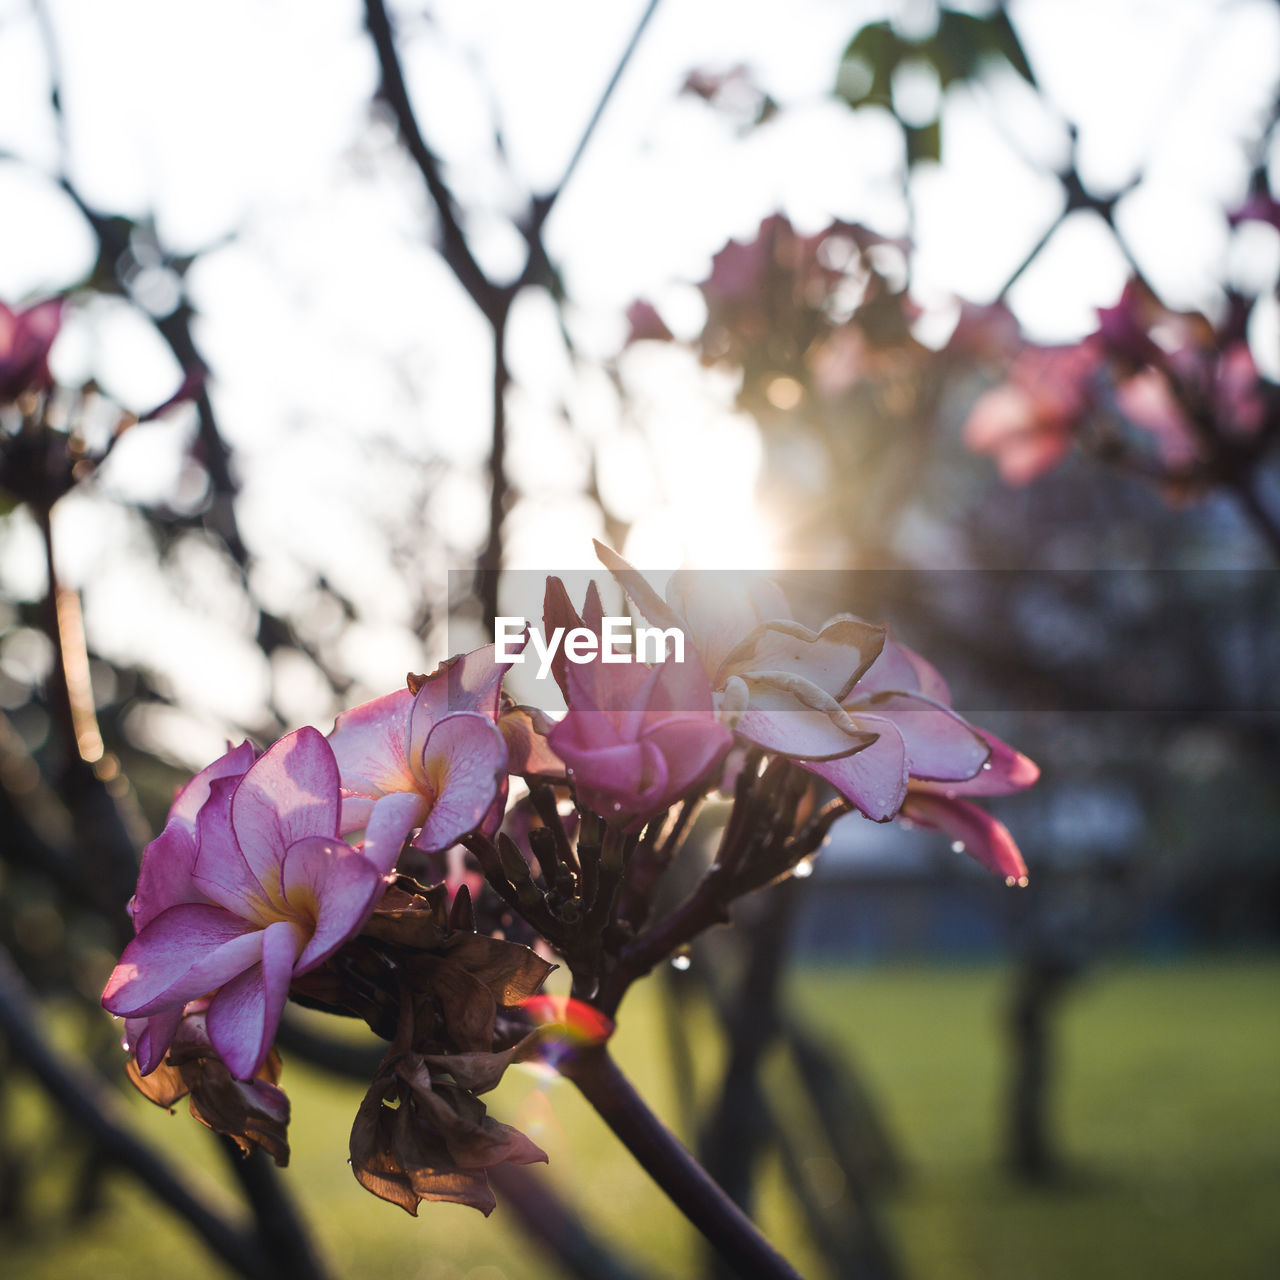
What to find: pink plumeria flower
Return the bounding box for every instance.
[549,647,732,828]
[542,575,731,825]
[327,645,512,861]
[0,298,62,403]
[103,729,391,1080]
[594,542,886,770]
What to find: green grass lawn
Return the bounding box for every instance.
[5,957,1278,1279]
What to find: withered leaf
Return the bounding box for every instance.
[423,1028,547,1095]
[440,934,555,1005]
[407,955,497,1053]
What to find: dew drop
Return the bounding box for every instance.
[612,802,622,813]
[981,761,993,771]
[670,952,692,971]
[793,857,814,878]
[950,840,966,854]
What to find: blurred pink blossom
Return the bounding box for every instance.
[0,298,62,403]
[963,343,1100,484]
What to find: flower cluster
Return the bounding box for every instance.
[102,546,1036,1208]
[961,279,1275,491]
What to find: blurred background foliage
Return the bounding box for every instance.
[0,1,1278,1278]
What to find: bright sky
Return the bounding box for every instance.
[1,0,1277,762]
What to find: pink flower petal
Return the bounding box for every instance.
[193,774,275,919]
[543,577,586,699]
[854,637,951,703]
[915,729,1040,797]
[411,645,515,726]
[169,740,258,829]
[642,646,717,716]
[102,904,261,1018]
[128,1006,185,1076]
[855,691,989,781]
[329,688,417,801]
[130,741,258,931]
[18,298,63,347]
[640,716,731,796]
[734,702,877,761]
[667,573,781,678]
[594,540,685,632]
[359,790,429,875]
[206,920,300,1080]
[232,727,341,885]
[415,713,509,853]
[130,825,204,933]
[339,792,375,835]
[549,726,648,798]
[723,618,885,701]
[804,716,909,821]
[281,837,387,972]
[499,705,565,780]
[901,792,1028,881]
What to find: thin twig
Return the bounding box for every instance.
[363,0,501,316]
[0,947,274,1280]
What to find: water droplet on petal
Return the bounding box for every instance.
[981,761,993,771]
[612,802,622,813]
[671,952,692,971]
[793,857,814,878]
[950,840,966,854]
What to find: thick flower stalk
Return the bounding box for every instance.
[102,728,393,1080]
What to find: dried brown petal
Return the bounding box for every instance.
[126,1057,189,1109]
[350,1055,547,1216]
[184,1060,291,1167]
[363,888,450,949]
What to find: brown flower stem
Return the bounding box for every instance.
[560,1045,803,1280]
